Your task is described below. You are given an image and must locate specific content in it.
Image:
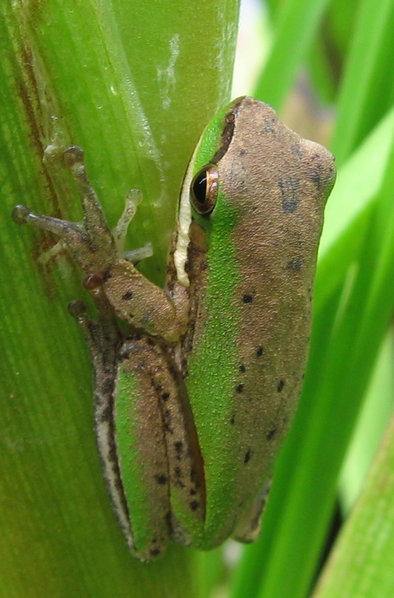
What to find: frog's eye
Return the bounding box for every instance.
[190,165,218,215]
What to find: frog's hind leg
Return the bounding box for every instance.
[67,299,136,551]
[68,297,120,366]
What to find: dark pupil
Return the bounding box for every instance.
[192,170,207,204]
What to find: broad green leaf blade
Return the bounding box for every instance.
[316,106,394,309]
[313,414,394,598]
[306,37,337,104]
[331,0,394,166]
[305,0,361,105]
[253,0,333,110]
[0,1,240,596]
[339,331,394,513]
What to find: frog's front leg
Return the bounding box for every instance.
[101,259,189,342]
[12,146,188,342]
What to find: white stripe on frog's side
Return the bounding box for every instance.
[173,137,203,288]
[95,370,135,552]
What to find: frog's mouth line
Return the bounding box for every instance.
[210,96,243,165]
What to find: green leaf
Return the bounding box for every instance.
[313,414,394,598]
[339,331,394,513]
[253,0,333,109]
[0,1,240,596]
[316,106,394,308]
[331,0,394,165]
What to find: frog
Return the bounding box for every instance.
[13,96,336,561]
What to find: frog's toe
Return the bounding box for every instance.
[12,204,32,224]
[63,145,85,168]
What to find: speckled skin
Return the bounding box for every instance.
[180,98,336,547]
[12,98,335,561]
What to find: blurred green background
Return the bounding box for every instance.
[0,1,393,597]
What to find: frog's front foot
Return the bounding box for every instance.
[12,146,146,277]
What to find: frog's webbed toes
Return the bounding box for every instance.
[13,200,112,275]
[62,146,146,267]
[68,299,99,348]
[12,204,35,225]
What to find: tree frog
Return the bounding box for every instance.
[13,97,336,562]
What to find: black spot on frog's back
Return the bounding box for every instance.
[287,257,303,271]
[189,500,200,512]
[154,473,168,485]
[263,117,277,134]
[163,408,173,433]
[278,176,300,213]
[292,143,303,158]
[266,428,277,441]
[174,441,183,459]
[310,169,322,188]
[244,449,252,464]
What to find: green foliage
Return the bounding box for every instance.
[1,0,393,596]
[0,1,239,596]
